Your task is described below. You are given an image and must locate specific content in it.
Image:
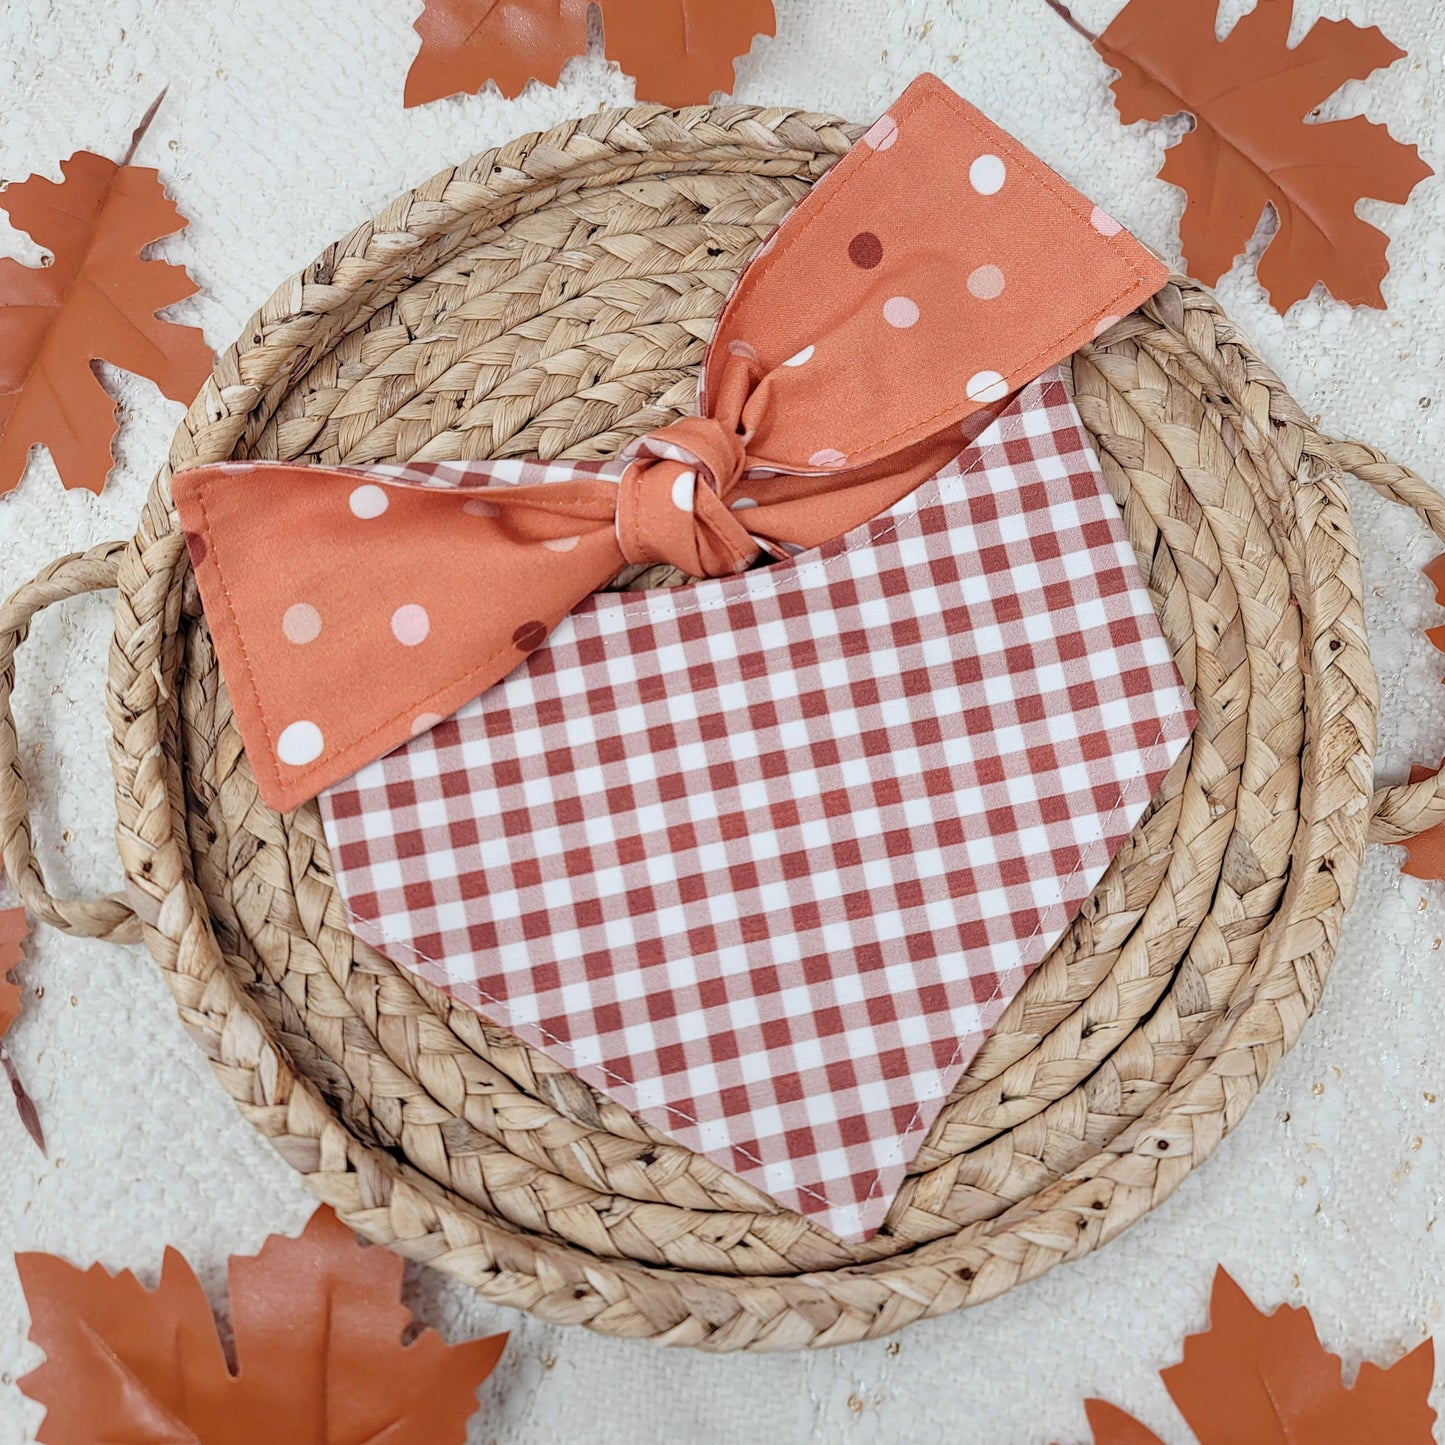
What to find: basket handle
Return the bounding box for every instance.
[0,543,141,942]
[1325,438,1445,846]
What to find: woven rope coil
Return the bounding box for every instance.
[4,99,1444,1350]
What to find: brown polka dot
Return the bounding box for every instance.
[848,231,884,269]
[183,531,207,566]
[512,620,548,653]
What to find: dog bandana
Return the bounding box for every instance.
[174,74,1194,1240]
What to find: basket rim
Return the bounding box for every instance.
[102,98,1377,1350]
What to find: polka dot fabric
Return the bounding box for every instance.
[172,74,1167,812]
[321,374,1196,1242]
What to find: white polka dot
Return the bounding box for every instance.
[730,496,758,511]
[1091,206,1123,236]
[277,721,324,767]
[863,114,899,151]
[671,470,696,512]
[728,340,758,361]
[391,604,430,646]
[783,345,815,367]
[809,448,847,469]
[967,264,1005,300]
[966,370,1010,404]
[282,603,321,644]
[970,154,1006,195]
[883,296,920,328]
[1093,314,1123,339]
[349,484,388,519]
[411,712,444,737]
[542,535,580,552]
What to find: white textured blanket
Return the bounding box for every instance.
[2,2,1443,1440]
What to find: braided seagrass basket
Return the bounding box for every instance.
[5,99,1445,1351]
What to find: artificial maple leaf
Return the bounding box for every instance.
[0,95,213,495]
[1095,0,1432,311]
[1426,553,1445,654]
[0,905,26,1038]
[0,903,43,1153]
[17,1205,507,1445]
[0,971,18,1040]
[1398,555,1445,881]
[1066,1268,1436,1445]
[1398,761,1445,883]
[404,0,775,109]
[405,0,587,105]
[1076,1399,1167,1445]
[597,0,777,106]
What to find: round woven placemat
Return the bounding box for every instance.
[8,99,1445,1351]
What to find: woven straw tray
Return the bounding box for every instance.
[5,99,1445,1352]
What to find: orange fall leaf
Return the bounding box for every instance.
[0,99,213,495]
[18,1205,507,1445]
[1078,1399,1168,1445]
[405,0,776,109]
[0,904,43,1152]
[1095,0,1432,311]
[1399,554,1445,882]
[1399,760,1445,883]
[1065,1267,1436,1445]
[0,905,27,1038]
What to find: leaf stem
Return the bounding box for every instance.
[121,88,170,168]
[2,1043,46,1155]
[1042,0,1100,44]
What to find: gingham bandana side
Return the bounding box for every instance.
[319,371,1196,1242]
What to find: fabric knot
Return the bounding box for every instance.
[616,413,760,578]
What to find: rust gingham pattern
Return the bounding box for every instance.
[320,372,1196,1242]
